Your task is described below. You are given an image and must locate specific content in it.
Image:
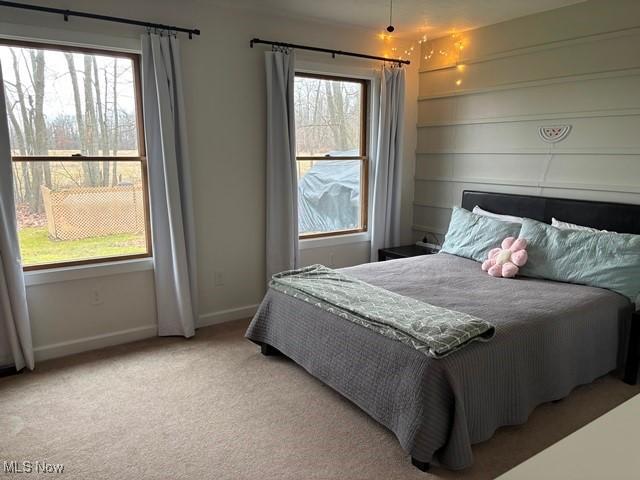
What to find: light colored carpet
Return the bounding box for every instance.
[1,319,638,480]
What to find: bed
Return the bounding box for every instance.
[245,191,640,471]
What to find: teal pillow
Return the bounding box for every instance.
[519,218,640,303]
[441,207,522,263]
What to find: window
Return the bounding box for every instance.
[294,73,368,239]
[0,40,150,270]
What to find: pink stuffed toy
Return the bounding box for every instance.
[481,237,528,278]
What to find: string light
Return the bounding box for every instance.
[376,25,466,66]
[398,29,469,87]
[421,31,467,61]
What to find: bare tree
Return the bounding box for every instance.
[81,54,100,185]
[30,49,51,189]
[30,49,47,155]
[64,52,85,154]
[7,105,31,205]
[111,57,119,185]
[5,46,139,212]
[8,47,49,212]
[93,56,110,185]
[324,81,358,152]
[6,102,27,154]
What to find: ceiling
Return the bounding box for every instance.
[217,0,586,39]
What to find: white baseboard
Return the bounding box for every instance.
[33,324,157,362]
[198,304,259,328]
[31,304,259,363]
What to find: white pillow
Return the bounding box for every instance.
[473,206,523,224]
[551,218,609,233]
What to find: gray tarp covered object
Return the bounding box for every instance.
[298,150,360,234]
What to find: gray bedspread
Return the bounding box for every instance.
[271,264,495,358]
[245,253,632,469]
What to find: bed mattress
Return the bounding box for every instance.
[245,253,632,469]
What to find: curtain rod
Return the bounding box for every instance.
[0,1,201,39]
[250,38,410,66]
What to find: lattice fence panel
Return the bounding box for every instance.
[41,185,146,240]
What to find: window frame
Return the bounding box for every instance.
[1,39,152,271]
[294,72,369,240]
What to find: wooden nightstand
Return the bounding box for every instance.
[378,244,439,262]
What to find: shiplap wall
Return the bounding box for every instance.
[414,0,640,240]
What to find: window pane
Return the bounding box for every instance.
[297,160,362,236]
[0,44,139,156]
[13,160,148,267]
[294,76,363,157]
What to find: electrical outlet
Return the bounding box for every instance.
[214,270,224,287]
[91,287,104,306]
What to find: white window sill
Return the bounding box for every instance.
[24,258,154,287]
[299,232,370,250]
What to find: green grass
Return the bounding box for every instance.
[19,227,146,267]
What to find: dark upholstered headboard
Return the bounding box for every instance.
[461,191,640,235]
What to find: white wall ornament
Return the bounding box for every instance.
[538,125,572,143]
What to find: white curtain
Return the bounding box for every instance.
[0,63,34,370]
[265,50,299,282]
[141,34,198,337]
[370,66,405,261]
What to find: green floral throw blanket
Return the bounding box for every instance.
[270,264,495,358]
